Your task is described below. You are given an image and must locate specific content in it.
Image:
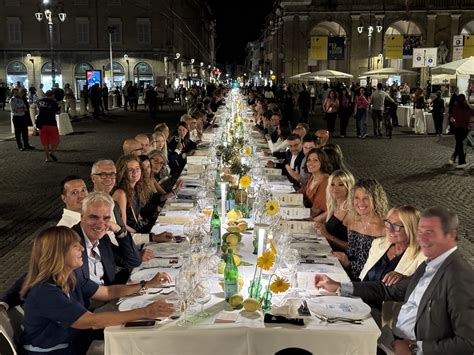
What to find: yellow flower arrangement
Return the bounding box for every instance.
[256,250,276,270]
[244,146,252,156]
[239,175,252,189]
[269,239,277,254]
[265,200,280,216]
[269,276,290,293]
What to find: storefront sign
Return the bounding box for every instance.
[412,48,437,68]
[310,36,328,60]
[384,35,403,59]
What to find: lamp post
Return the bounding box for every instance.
[35,1,66,88]
[26,53,35,87]
[107,26,115,88]
[357,23,383,71]
[124,54,130,81]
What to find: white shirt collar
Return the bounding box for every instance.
[425,246,457,270]
[81,226,100,250]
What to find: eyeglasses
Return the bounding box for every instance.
[93,172,116,179]
[384,219,404,232]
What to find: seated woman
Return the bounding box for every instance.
[314,169,355,252]
[333,179,388,280]
[112,155,155,233]
[297,148,332,218]
[267,124,291,153]
[20,226,173,355]
[153,122,170,143]
[359,205,426,284]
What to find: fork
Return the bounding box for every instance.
[314,314,363,324]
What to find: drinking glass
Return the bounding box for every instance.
[282,248,300,289]
[194,280,211,317]
[176,272,194,326]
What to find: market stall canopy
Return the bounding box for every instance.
[431,56,474,75]
[360,67,418,77]
[289,72,329,82]
[431,74,456,84]
[302,70,353,79]
[289,72,311,79]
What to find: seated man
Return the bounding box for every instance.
[285,133,317,185]
[315,206,474,355]
[315,129,329,148]
[134,134,152,154]
[267,133,305,186]
[57,175,88,227]
[122,138,143,156]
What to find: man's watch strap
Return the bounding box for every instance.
[139,280,148,295]
[408,341,418,354]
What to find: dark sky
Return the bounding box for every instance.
[208,0,274,67]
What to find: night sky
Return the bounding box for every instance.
[208,0,274,67]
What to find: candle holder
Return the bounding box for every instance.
[253,223,269,256]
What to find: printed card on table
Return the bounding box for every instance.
[273,193,304,206]
[280,220,315,234]
[263,168,282,176]
[186,164,205,174]
[280,207,311,220]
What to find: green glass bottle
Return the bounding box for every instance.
[214,166,222,199]
[224,248,239,300]
[226,186,236,212]
[210,203,221,247]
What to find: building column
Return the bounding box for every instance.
[426,14,437,47]
[349,15,360,75]
[283,15,295,78]
[296,15,309,76]
[450,14,461,38]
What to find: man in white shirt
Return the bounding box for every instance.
[371,83,396,137]
[315,206,474,355]
[57,176,88,227]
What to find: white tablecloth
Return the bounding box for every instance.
[105,231,380,355]
[396,105,413,127]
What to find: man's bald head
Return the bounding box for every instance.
[134,134,151,154]
[123,138,143,156]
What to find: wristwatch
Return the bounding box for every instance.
[408,341,418,354]
[139,280,148,295]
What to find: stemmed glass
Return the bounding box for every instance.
[175,270,195,326]
[282,248,300,289]
[194,280,211,317]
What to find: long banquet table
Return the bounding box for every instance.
[104,105,381,355]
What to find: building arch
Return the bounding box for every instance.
[6,60,28,88]
[461,19,474,34]
[41,62,62,90]
[384,20,422,70]
[104,61,125,87]
[73,63,93,97]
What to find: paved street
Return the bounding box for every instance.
[0,105,472,293]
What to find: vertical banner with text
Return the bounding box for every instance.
[328,37,345,60]
[463,35,474,58]
[310,36,328,60]
[384,35,403,59]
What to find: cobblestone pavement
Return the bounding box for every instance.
[0,106,472,294]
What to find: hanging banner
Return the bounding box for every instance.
[463,35,474,58]
[403,35,422,57]
[385,35,403,59]
[310,36,328,60]
[453,46,464,61]
[328,37,345,60]
[453,35,464,47]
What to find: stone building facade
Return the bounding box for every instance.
[0,0,215,94]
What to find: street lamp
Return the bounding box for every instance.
[108,26,115,87]
[124,54,130,81]
[27,53,36,87]
[35,1,66,87]
[357,22,383,71]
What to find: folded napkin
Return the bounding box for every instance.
[151,224,184,235]
[270,292,302,318]
[167,202,194,211]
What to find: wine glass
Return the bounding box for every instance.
[282,248,300,289]
[194,280,212,317]
[175,272,195,326]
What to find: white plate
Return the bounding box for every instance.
[118,294,161,311]
[291,243,332,255]
[146,243,188,257]
[129,267,180,283]
[306,296,371,320]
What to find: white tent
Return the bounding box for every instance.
[431,56,474,75]
[288,72,311,79]
[360,67,418,77]
[302,70,353,79]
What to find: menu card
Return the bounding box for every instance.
[280,220,315,234]
[273,193,304,206]
[263,168,283,176]
[280,207,311,220]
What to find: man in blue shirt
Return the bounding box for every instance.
[315,206,474,355]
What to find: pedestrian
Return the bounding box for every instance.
[63,83,75,113]
[145,85,158,119]
[36,90,60,162]
[323,90,339,134]
[413,88,426,135]
[298,84,311,123]
[448,94,473,169]
[355,87,370,138]
[10,88,34,151]
[431,91,445,136]
[90,83,102,119]
[371,83,396,137]
[0,82,7,110]
[128,84,138,112]
[101,83,109,111]
[338,88,352,137]
[123,81,130,111]
[80,84,89,112]
[310,85,316,113]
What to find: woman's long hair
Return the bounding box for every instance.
[325,169,356,222]
[113,154,153,208]
[20,226,80,299]
[304,148,332,175]
[349,178,389,220]
[152,131,168,160]
[386,205,421,258]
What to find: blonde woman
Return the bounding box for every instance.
[333,179,388,280]
[413,88,426,134]
[151,131,168,161]
[359,205,426,285]
[20,226,173,354]
[314,169,355,252]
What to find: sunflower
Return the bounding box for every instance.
[270,276,290,293]
[239,175,252,189]
[244,146,252,157]
[265,200,280,216]
[257,250,276,270]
